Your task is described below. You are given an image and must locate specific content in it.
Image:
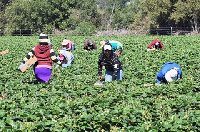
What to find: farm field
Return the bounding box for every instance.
[0,35,200,131]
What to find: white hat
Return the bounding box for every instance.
[155,42,159,45]
[62,39,69,45]
[103,45,112,51]
[39,33,50,44]
[165,69,178,83]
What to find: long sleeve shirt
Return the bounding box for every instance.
[66,40,74,51]
[148,39,164,49]
[98,52,122,80]
[22,44,61,69]
[59,50,74,67]
[156,62,182,84]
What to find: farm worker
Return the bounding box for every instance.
[18,33,62,84]
[147,38,164,51]
[62,38,75,51]
[57,50,74,67]
[98,44,123,82]
[84,39,97,51]
[156,62,182,84]
[100,40,123,56]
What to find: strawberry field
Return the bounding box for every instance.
[0,35,200,131]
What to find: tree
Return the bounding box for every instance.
[130,0,173,34]
[67,0,100,29]
[4,0,100,34]
[4,0,73,34]
[97,0,129,29]
[112,0,140,29]
[170,0,200,32]
[0,0,12,30]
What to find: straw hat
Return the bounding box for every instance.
[100,41,105,48]
[62,39,69,45]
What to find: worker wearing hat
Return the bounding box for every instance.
[156,62,182,84]
[18,33,62,83]
[98,44,123,82]
[100,40,123,56]
[57,50,74,67]
[148,38,164,51]
[62,38,75,51]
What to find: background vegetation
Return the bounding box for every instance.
[0,0,200,35]
[0,35,199,131]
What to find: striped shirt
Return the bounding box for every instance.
[22,45,61,69]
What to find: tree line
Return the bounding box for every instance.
[0,0,200,35]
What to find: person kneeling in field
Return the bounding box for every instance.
[156,62,182,85]
[100,40,123,56]
[147,38,164,51]
[98,45,123,82]
[57,50,74,67]
[18,33,62,84]
[61,38,75,51]
[84,39,97,51]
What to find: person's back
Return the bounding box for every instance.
[84,39,97,51]
[58,50,74,67]
[18,33,62,83]
[148,38,164,50]
[62,39,75,51]
[109,41,122,52]
[156,62,182,84]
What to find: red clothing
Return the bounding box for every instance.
[34,45,52,66]
[148,39,164,49]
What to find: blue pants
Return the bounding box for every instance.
[71,44,75,50]
[105,69,123,82]
[61,60,74,67]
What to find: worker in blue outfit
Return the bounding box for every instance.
[156,62,182,84]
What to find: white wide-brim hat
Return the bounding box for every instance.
[165,69,178,83]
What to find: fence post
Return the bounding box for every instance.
[171,27,172,35]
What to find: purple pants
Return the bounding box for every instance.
[34,67,52,83]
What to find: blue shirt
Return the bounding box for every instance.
[156,62,182,84]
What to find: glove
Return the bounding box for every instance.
[17,62,25,70]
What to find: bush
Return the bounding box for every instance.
[72,22,96,36]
